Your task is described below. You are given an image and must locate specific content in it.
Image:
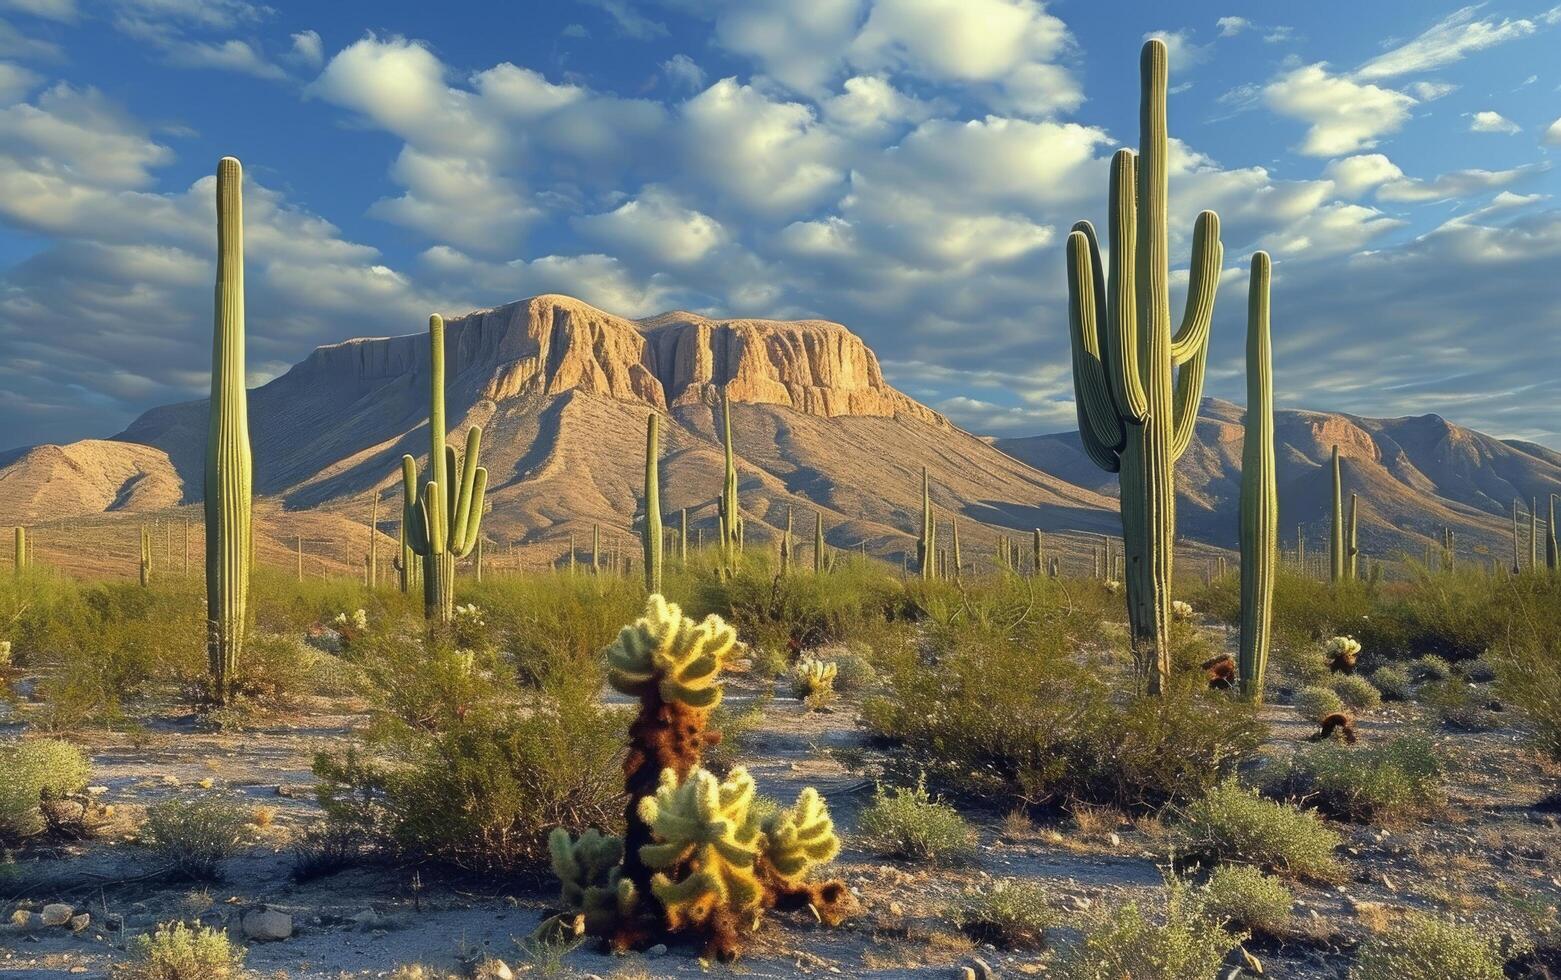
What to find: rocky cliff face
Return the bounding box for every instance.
[288,294,945,427]
[0,440,182,524]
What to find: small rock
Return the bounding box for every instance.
[969,956,995,979]
[86,786,108,796]
[40,905,73,927]
[645,943,668,958]
[68,914,90,933]
[241,908,292,941]
[1107,832,1121,847]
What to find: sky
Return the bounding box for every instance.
[0,0,1559,452]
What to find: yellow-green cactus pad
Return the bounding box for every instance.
[638,766,763,928]
[761,787,841,883]
[606,594,738,709]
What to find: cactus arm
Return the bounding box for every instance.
[1103,149,1149,423]
[421,481,446,556]
[401,455,430,554]
[1066,226,1125,471]
[452,467,486,559]
[451,426,482,553]
[1169,340,1209,461]
[1170,211,1223,364]
[1136,39,1171,407]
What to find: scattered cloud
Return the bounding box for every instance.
[576,0,668,40]
[1545,116,1561,145]
[1406,79,1457,100]
[286,29,323,70]
[1263,63,1416,156]
[1355,5,1542,80]
[660,52,705,91]
[0,0,75,21]
[1469,110,1521,135]
[1215,16,1249,37]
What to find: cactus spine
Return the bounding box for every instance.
[400,314,487,623]
[717,391,743,577]
[643,413,663,593]
[1238,252,1276,702]
[205,156,253,703]
[917,467,936,579]
[1064,40,1221,694]
[139,525,152,587]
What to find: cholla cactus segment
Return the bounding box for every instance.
[606,595,737,709]
[637,766,764,928]
[790,657,838,700]
[546,827,637,934]
[1325,636,1361,659]
[1171,600,1194,621]
[760,787,840,882]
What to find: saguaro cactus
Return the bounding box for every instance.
[139,525,153,587]
[1330,446,1345,582]
[366,492,379,589]
[205,156,253,703]
[1347,493,1360,580]
[778,505,794,575]
[1032,529,1043,578]
[1238,252,1276,702]
[917,467,936,579]
[642,413,663,593]
[950,518,962,580]
[1531,497,1539,571]
[1513,498,1523,573]
[400,314,487,624]
[13,526,25,574]
[813,510,825,574]
[1063,39,1222,693]
[717,392,743,576]
[1548,494,1558,572]
[679,508,688,565]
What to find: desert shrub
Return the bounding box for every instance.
[0,738,90,840]
[692,557,909,653]
[1496,631,1561,759]
[114,921,247,980]
[1350,912,1506,980]
[352,630,520,732]
[1329,674,1382,711]
[1293,685,1345,723]
[1174,782,1343,882]
[950,879,1052,949]
[1417,677,1501,730]
[1459,656,1497,682]
[289,821,363,881]
[1193,569,1372,662]
[314,677,625,873]
[1371,665,1411,701]
[1264,735,1445,823]
[858,780,976,865]
[141,794,248,880]
[1052,879,1241,980]
[469,574,645,687]
[862,610,1264,811]
[1409,654,1453,681]
[1198,865,1292,936]
[827,645,879,693]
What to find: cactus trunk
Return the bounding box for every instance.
[1347,493,1360,580]
[1548,495,1558,572]
[1063,40,1221,694]
[1531,497,1539,571]
[643,412,663,593]
[139,525,152,587]
[950,518,962,580]
[917,467,936,579]
[205,156,253,704]
[1238,252,1276,702]
[1330,446,1346,582]
[718,392,742,577]
[813,510,825,574]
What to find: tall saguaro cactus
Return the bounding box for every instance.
[1347,493,1360,580]
[643,412,663,593]
[917,467,936,579]
[400,314,488,624]
[1530,497,1539,571]
[1547,494,1558,572]
[950,518,962,580]
[1063,39,1223,693]
[813,510,825,574]
[1238,252,1276,702]
[13,527,24,574]
[717,392,743,577]
[139,525,153,587]
[205,156,253,704]
[1513,498,1523,573]
[367,492,379,589]
[1329,446,1345,582]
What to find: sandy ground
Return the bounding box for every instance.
[3,661,1560,979]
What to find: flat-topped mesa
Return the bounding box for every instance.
[291,294,947,427]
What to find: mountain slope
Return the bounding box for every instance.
[996,399,1561,564]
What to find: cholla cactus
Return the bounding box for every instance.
[606,595,736,711]
[1325,635,1361,674]
[541,827,638,938]
[638,766,765,941]
[1171,600,1194,621]
[453,603,484,627]
[790,656,838,706]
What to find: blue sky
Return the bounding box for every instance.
[0,0,1559,451]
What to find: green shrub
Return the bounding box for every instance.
[114,921,247,979]
[0,738,90,840]
[1264,736,1445,823]
[862,609,1264,810]
[1459,657,1497,682]
[314,677,625,873]
[1371,665,1411,701]
[1052,880,1241,980]
[1329,674,1382,711]
[1174,782,1343,882]
[1198,865,1292,936]
[858,780,976,865]
[1417,678,1500,730]
[1409,654,1453,681]
[1293,685,1345,723]
[1495,626,1561,759]
[141,794,248,880]
[1350,912,1506,980]
[829,646,879,693]
[950,879,1052,949]
[353,629,519,733]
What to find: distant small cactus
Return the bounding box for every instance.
[791,656,839,708]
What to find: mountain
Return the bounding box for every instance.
[995,398,1561,566]
[1,294,1120,574]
